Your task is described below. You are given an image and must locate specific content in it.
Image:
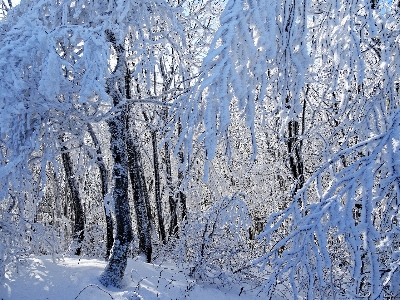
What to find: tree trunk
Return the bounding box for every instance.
[100,29,133,288]
[87,123,114,259]
[61,147,85,256]
[286,96,307,211]
[165,141,178,237]
[141,74,166,244]
[177,121,187,221]
[151,130,167,244]
[287,119,305,193]
[100,111,133,287]
[159,56,178,237]
[126,118,152,262]
[125,66,152,262]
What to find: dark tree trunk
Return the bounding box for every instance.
[100,29,133,288]
[287,119,305,192]
[100,111,133,287]
[159,56,178,237]
[125,69,152,262]
[151,130,167,244]
[87,123,114,259]
[286,97,306,206]
[165,141,178,237]
[177,121,187,221]
[141,72,166,244]
[138,143,153,235]
[126,115,152,263]
[61,147,85,256]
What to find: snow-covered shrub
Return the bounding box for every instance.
[177,193,252,286]
[256,110,400,299]
[0,210,30,281]
[0,203,63,281]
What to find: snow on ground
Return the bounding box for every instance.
[0,256,260,300]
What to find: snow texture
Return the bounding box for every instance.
[0,256,267,300]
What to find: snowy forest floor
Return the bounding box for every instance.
[1,256,266,300]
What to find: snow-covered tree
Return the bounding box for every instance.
[1,0,399,297]
[0,0,203,288]
[171,0,400,297]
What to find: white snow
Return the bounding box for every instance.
[1,256,258,300]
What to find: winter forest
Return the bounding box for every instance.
[0,0,399,299]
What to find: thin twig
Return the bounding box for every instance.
[74,284,114,300]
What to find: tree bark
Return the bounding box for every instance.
[287,119,305,193]
[177,121,187,221]
[151,130,167,244]
[126,110,152,262]
[165,141,178,237]
[286,96,306,206]
[100,29,133,288]
[100,111,133,287]
[87,123,114,259]
[125,65,152,262]
[159,56,178,237]
[61,146,85,256]
[142,109,166,245]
